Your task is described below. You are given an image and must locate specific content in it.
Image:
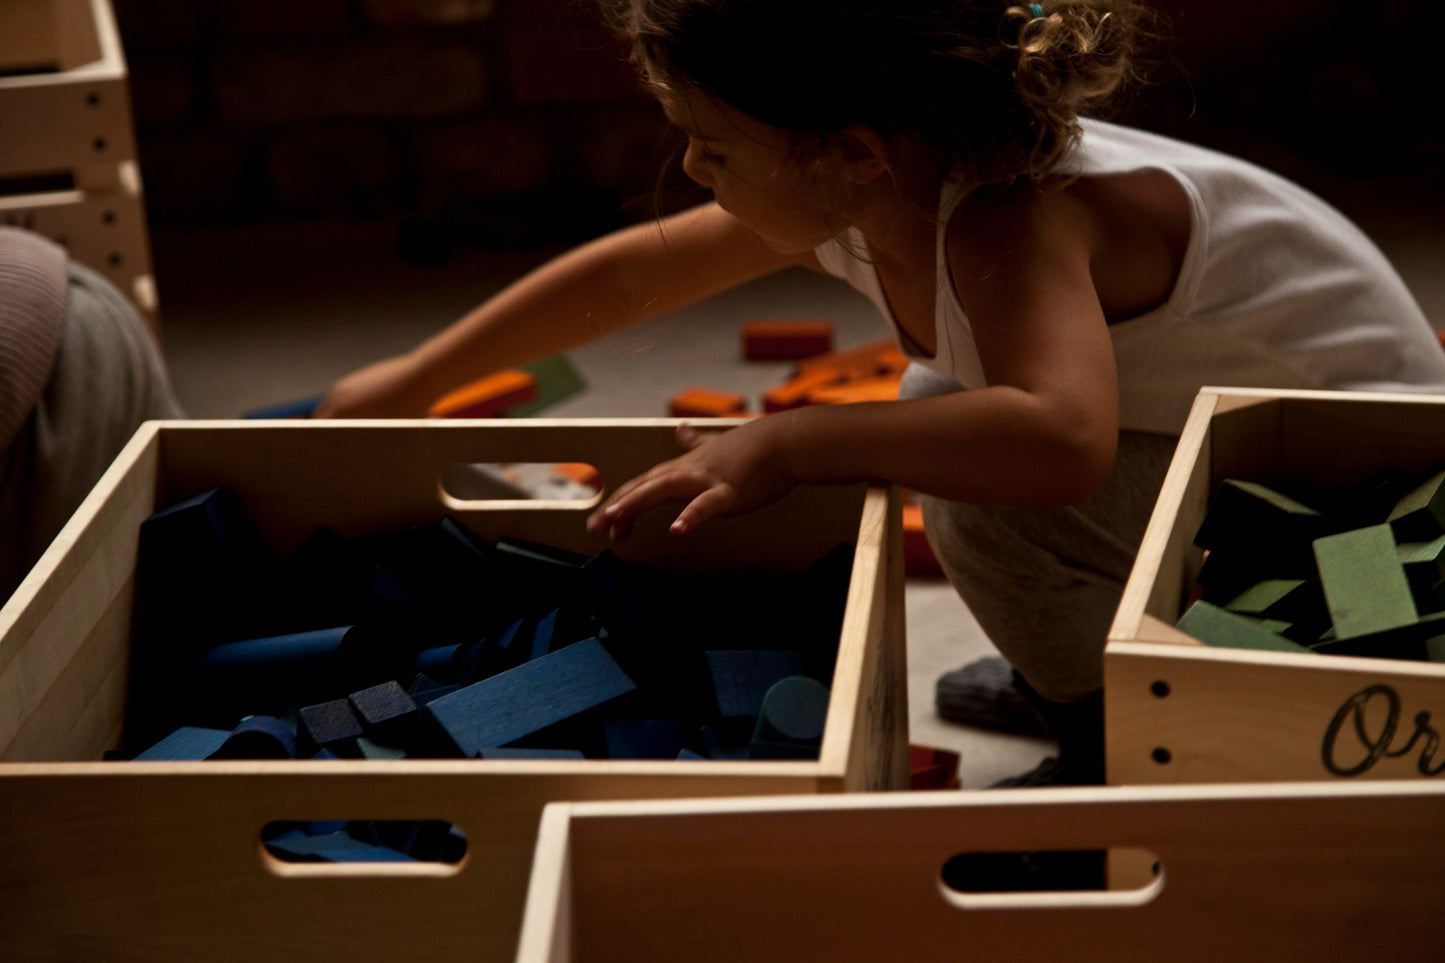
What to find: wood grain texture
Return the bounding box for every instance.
[0,420,902,961]
[522,782,1445,962]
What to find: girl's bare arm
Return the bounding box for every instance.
[316,202,811,417]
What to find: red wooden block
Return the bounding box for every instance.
[742,320,833,361]
[427,370,538,418]
[551,462,602,491]
[903,503,944,577]
[909,743,961,790]
[668,387,748,418]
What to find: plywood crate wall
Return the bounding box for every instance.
[0,419,907,962]
[0,0,158,326]
[1106,387,1445,785]
[515,782,1445,963]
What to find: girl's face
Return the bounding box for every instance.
[660,85,841,253]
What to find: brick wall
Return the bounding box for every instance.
[115,0,704,254]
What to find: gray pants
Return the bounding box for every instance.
[0,262,184,602]
[899,365,1178,703]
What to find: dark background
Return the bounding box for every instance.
[110,0,1444,257]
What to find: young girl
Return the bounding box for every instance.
[317,0,1445,785]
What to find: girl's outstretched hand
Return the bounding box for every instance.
[587,419,798,540]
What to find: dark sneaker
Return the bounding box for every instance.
[935,656,1048,737]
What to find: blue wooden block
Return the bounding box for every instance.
[450,619,531,684]
[706,650,806,721]
[132,726,230,761]
[422,637,636,757]
[264,831,416,863]
[348,680,418,744]
[475,747,586,759]
[298,699,364,757]
[699,725,748,761]
[748,676,829,759]
[243,394,322,419]
[603,720,686,760]
[212,715,296,760]
[677,748,707,760]
[358,820,454,860]
[407,673,462,708]
[413,644,461,679]
[494,536,588,616]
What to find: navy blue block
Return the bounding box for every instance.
[408,674,462,708]
[244,394,322,419]
[265,831,416,863]
[603,720,686,760]
[422,637,636,757]
[348,680,418,743]
[450,619,531,684]
[212,715,296,759]
[706,650,806,720]
[475,747,586,760]
[193,624,388,715]
[677,748,707,760]
[299,699,364,757]
[751,676,829,751]
[413,644,460,679]
[132,726,230,761]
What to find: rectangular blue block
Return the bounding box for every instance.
[132,726,230,761]
[422,637,635,757]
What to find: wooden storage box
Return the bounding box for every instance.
[0,0,157,324]
[0,419,907,962]
[1107,387,1445,784]
[516,781,1445,962]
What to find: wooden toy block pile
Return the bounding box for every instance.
[122,489,851,773]
[1178,467,1445,662]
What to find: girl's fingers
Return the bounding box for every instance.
[670,486,736,535]
[675,422,704,449]
[593,470,712,539]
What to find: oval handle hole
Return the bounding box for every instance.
[262,819,466,868]
[440,462,603,508]
[939,846,1162,909]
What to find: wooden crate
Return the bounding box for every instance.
[1107,387,1445,785]
[516,781,1445,962]
[0,0,157,326]
[0,419,908,962]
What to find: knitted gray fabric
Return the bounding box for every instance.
[0,253,184,604]
[0,228,67,453]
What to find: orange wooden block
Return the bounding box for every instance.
[1437,329,1445,351]
[742,320,833,361]
[902,503,944,577]
[551,462,602,490]
[794,338,897,377]
[428,370,538,418]
[804,375,901,406]
[761,367,849,413]
[668,387,748,418]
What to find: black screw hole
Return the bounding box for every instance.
[102,211,116,225]
[107,253,122,266]
[86,92,101,106]
[1151,747,1172,765]
[1151,860,1162,877]
[93,137,107,152]
[1150,680,1170,698]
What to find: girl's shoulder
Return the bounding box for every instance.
[945,180,1097,281]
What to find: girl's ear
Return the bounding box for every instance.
[836,126,890,186]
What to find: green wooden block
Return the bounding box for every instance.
[1310,610,1445,661]
[1387,467,1445,543]
[1397,536,1445,614]
[1223,578,1331,642]
[1194,480,1326,575]
[1175,601,1313,654]
[1426,636,1445,663]
[1313,524,1418,640]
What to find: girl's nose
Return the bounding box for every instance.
[681,141,713,188]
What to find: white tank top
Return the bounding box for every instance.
[814,118,1445,434]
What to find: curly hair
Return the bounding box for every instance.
[599,0,1149,195]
